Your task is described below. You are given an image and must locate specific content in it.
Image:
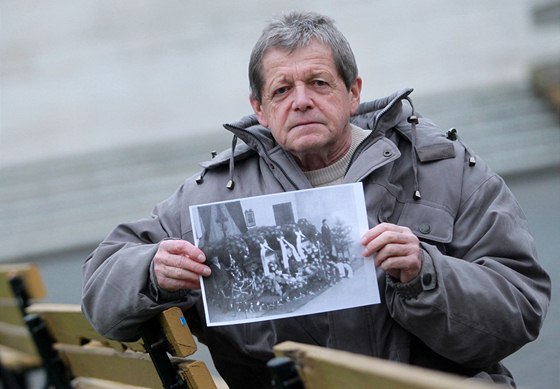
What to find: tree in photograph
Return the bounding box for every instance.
[332,219,352,259]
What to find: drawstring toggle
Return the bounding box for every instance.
[447,128,458,140]
[195,168,207,185]
[407,115,419,124]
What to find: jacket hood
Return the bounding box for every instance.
[194,87,467,199]
[351,88,414,132]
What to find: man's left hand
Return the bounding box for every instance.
[361,222,421,283]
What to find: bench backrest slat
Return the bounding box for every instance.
[0,323,39,356]
[273,341,498,389]
[58,344,163,388]
[27,303,144,352]
[0,303,27,326]
[159,307,197,357]
[0,263,44,374]
[0,263,46,300]
[177,360,220,389]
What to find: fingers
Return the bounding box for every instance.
[361,223,409,256]
[160,239,206,262]
[361,223,421,283]
[153,240,211,292]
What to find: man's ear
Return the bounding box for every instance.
[349,77,362,114]
[249,95,268,128]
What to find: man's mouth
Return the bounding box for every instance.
[291,121,319,130]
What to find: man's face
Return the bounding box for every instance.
[250,40,362,170]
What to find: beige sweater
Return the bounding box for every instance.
[304,124,369,187]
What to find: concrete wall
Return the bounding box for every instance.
[2,0,559,166]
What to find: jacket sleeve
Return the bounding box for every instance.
[81,184,199,341]
[386,172,551,368]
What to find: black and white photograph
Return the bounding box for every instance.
[190,183,380,326]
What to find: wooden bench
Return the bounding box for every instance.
[1,262,219,388]
[0,263,47,388]
[26,303,218,389]
[269,341,500,389]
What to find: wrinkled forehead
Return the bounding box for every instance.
[260,41,337,80]
[262,39,334,65]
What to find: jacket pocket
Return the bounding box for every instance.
[397,202,454,243]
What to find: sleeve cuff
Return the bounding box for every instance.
[386,248,437,299]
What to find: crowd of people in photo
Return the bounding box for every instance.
[202,218,359,314]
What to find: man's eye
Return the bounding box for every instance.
[314,80,328,87]
[275,86,289,95]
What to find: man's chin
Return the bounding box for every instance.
[290,137,328,154]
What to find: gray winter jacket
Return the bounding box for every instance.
[82,89,551,389]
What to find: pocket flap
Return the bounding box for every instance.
[398,202,453,243]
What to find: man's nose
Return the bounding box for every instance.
[292,85,314,111]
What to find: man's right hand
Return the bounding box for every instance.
[153,240,211,292]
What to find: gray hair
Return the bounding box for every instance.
[249,11,358,102]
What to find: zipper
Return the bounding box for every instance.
[345,90,411,175]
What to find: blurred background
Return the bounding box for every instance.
[1,0,559,388]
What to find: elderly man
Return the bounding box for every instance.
[82,11,551,389]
